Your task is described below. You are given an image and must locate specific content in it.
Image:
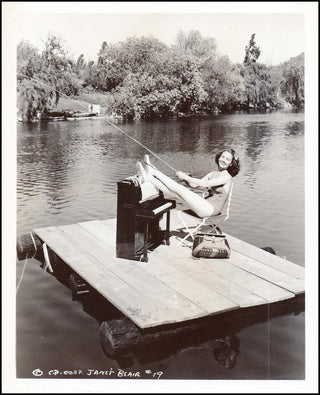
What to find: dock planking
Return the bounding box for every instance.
[34,212,304,329]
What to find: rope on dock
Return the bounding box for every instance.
[42,243,54,273]
[29,231,38,255]
[16,231,40,294]
[16,255,29,295]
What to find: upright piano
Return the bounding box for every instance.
[116,176,176,262]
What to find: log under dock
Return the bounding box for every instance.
[33,210,305,329]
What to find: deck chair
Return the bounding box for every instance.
[177,183,233,244]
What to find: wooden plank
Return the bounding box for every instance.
[169,209,304,280]
[89,220,265,308]
[150,240,293,304]
[90,219,299,298]
[34,226,200,328]
[34,217,300,328]
[151,236,294,303]
[228,249,304,295]
[202,260,295,303]
[144,251,267,308]
[140,259,239,313]
[58,224,210,322]
[80,220,116,248]
[67,223,239,317]
[226,234,305,280]
[151,238,293,306]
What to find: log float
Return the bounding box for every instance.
[16,217,304,358]
[16,232,43,261]
[99,295,305,358]
[16,231,304,359]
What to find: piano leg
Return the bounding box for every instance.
[165,211,170,246]
[143,222,148,262]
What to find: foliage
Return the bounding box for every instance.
[279,54,304,108]
[17,35,81,120]
[17,31,305,121]
[202,56,245,111]
[241,34,278,108]
[93,36,168,91]
[173,30,217,60]
[108,37,212,120]
[241,61,277,108]
[243,34,261,64]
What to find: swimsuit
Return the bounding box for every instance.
[205,184,229,215]
[204,171,229,215]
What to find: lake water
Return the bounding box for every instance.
[16,111,305,381]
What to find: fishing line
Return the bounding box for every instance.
[104,119,178,173]
[18,73,178,172]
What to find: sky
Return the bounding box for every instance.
[3,2,313,66]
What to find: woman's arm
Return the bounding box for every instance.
[177,171,231,188]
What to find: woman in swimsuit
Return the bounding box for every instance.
[137,148,240,219]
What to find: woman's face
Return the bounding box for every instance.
[218,151,233,170]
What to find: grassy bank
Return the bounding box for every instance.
[53,91,111,115]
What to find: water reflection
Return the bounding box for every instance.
[16,111,305,379]
[67,272,304,372]
[43,250,304,373]
[244,123,273,162]
[284,121,304,136]
[213,335,240,369]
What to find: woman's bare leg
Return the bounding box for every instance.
[137,162,176,198]
[142,160,214,218]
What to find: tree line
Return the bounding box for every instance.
[17,31,304,121]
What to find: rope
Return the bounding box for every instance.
[16,255,29,294]
[29,232,37,256]
[42,243,54,273]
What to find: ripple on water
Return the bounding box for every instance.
[16,112,305,379]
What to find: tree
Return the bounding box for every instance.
[40,34,81,100]
[202,56,245,111]
[240,34,277,108]
[17,34,81,120]
[92,36,168,91]
[17,40,53,120]
[280,66,304,108]
[17,40,42,78]
[173,30,217,60]
[243,33,261,64]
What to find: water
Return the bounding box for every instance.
[16,111,305,380]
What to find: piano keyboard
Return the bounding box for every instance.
[152,202,173,215]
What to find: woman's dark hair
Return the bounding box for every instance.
[215,148,240,177]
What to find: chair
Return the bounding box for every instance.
[177,183,233,244]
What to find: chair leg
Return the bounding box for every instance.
[177,212,206,245]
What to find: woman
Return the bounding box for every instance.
[137,148,240,219]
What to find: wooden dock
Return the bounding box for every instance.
[33,210,305,329]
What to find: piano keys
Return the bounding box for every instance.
[116,176,176,262]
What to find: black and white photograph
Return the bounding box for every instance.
[2,2,318,393]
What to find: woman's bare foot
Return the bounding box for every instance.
[136,161,148,183]
[143,154,157,171]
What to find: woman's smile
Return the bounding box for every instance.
[218,151,233,169]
